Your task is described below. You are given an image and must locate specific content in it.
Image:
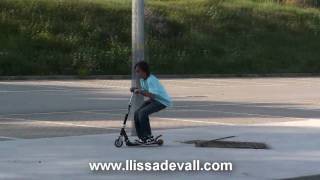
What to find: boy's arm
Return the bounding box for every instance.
[141,90,155,99]
[133,88,155,99]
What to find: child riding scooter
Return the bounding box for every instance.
[131,61,172,145]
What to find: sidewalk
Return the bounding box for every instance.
[0,123,320,180]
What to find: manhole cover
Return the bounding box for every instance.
[195,141,269,149]
[182,136,269,149]
[0,137,14,141]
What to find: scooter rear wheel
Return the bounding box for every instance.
[157,139,164,146]
[114,137,124,148]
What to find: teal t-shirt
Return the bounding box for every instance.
[140,74,172,107]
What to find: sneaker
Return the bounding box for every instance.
[134,138,144,144]
[144,136,155,145]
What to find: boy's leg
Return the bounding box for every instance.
[137,100,166,139]
[134,100,152,139]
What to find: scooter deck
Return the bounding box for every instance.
[126,141,163,147]
[126,135,163,147]
[126,142,161,147]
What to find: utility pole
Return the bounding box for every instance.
[131,0,144,135]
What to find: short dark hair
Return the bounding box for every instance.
[134,61,150,77]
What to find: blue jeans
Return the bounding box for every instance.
[134,99,166,140]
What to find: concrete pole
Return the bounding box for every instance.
[131,0,144,135]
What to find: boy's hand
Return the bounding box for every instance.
[130,88,154,98]
[133,89,142,94]
[130,87,145,96]
[130,87,138,93]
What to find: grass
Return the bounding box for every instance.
[0,0,319,75]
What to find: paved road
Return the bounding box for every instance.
[1,126,320,180]
[0,78,319,140]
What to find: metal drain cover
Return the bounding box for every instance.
[195,140,269,149]
[182,136,269,149]
[0,137,14,141]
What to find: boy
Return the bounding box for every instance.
[131,61,172,144]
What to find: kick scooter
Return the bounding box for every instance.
[114,90,163,148]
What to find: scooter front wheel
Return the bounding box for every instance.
[114,137,124,148]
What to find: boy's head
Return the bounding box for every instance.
[134,61,150,79]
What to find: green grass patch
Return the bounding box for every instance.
[0,0,320,75]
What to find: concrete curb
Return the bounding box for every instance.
[0,73,319,80]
